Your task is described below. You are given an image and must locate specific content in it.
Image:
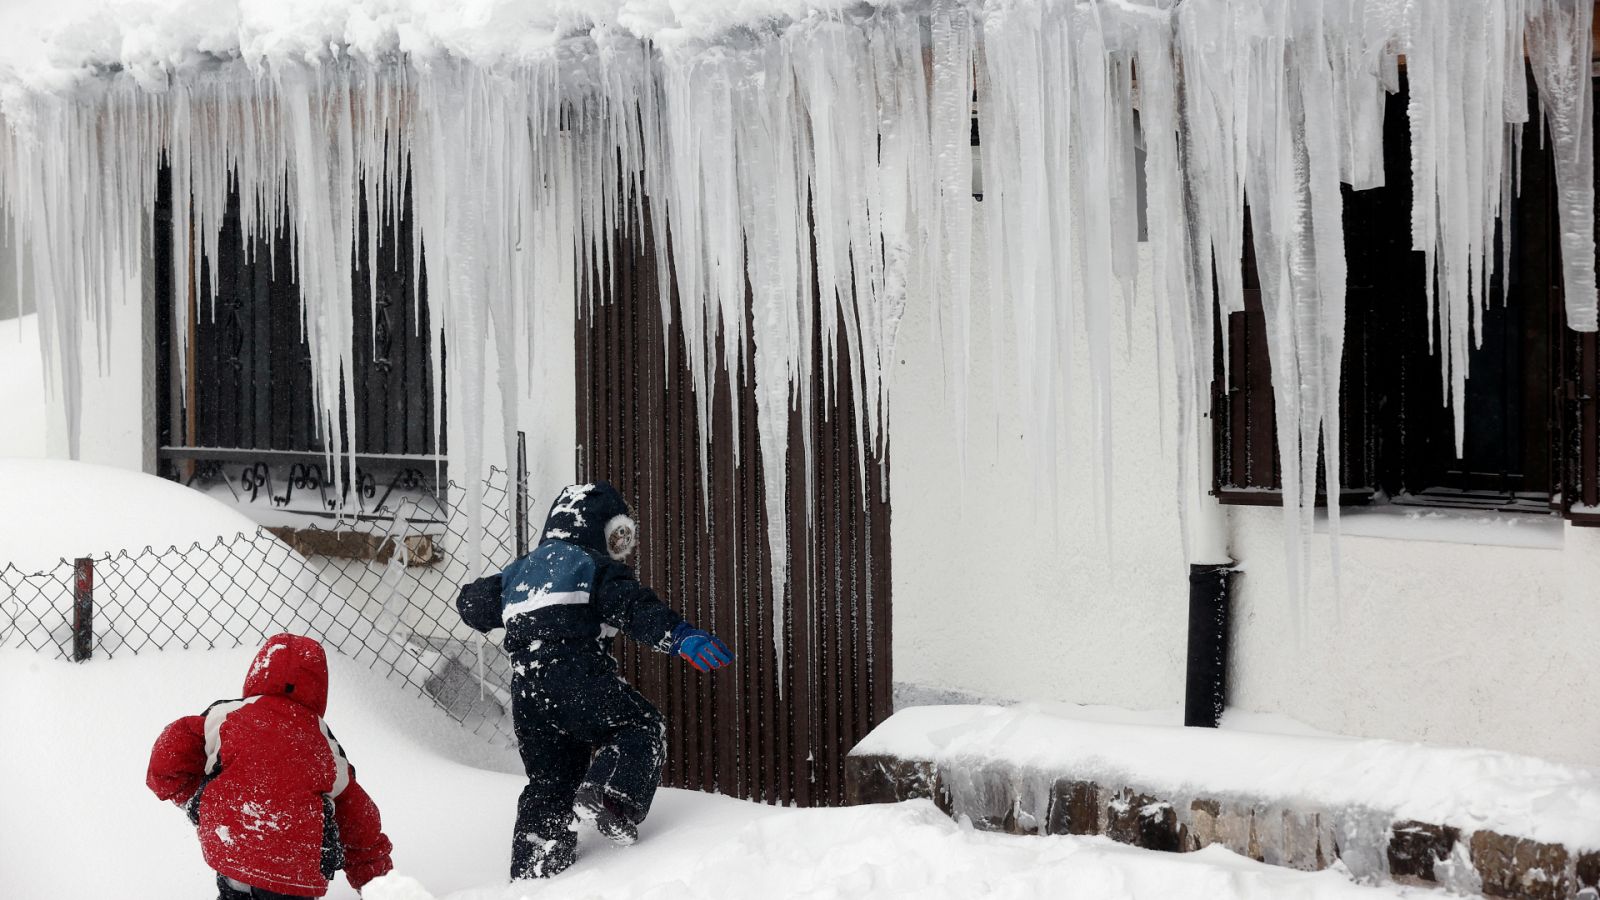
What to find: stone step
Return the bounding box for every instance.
[845,725,1600,900]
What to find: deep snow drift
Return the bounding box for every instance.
[0,458,265,572]
[0,645,1435,899]
[0,460,322,660]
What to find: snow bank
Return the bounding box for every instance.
[0,458,262,571]
[0,314,46,458]
[854,704,1600,852]
[0,645,1422,899]
[0,459,322,658]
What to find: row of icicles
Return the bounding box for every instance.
[0,0,1593,650]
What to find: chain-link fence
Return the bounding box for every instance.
[0,468,526,746]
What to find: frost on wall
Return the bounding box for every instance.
[0,0,1593,629]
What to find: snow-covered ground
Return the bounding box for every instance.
[0,645,1435,900]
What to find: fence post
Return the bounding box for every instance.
[515,430,530,558]
[72,557,94,662]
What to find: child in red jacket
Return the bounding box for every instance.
[146,633,394,898]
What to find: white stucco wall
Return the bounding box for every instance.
[40,267,144,470]
[889,219,1191,713]
[889,213,1600,768]
[0,218,19,319]
[1227,508,1600,767]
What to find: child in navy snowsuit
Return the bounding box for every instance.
[456,481,733,880]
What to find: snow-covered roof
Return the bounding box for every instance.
[0,0,904,91]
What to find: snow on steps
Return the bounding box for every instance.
[844,705,1600,899]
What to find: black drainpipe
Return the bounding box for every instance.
[1183,563,1234,728]
[1174,44,1236,731]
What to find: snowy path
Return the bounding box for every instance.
[0,648,1432,899]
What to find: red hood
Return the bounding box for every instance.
[242,633,329,716]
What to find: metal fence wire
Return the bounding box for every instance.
[0,468,524,747]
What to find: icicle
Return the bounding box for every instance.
[1526,0,1598,331]
[1144,1,1210,570]
[929,0,975,479]
[978,1,1071,513]
[1071,5,1121,541]
[728,35,809,689]
[1401,0,1534,451]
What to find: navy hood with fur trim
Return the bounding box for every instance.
[540,481,631,557]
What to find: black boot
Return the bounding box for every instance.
[511,829,578,880]
[573,786,640,846]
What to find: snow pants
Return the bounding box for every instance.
[215,875,311,899]
[509,647,667,879]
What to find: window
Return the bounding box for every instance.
[1214,77,1598,523]
[154,166,445,518]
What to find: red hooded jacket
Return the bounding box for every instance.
[146,634,393,895]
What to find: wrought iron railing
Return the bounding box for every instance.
[158,446,447,520]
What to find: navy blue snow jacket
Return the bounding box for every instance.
[456,482,684,662]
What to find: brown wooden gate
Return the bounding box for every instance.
[575,214,892,807]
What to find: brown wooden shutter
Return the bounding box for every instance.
[1557,74,1600,526]
[1212,282,1283,504]
[1562,330,1600,523]
[1211,209,1377,506]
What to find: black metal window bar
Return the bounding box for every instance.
[159,448,448,522]
[0,468,524,747]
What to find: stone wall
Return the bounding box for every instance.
[844,752,1600,899]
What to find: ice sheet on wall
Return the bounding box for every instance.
[0,0,1593,637]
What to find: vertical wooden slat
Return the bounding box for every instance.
[250,230,273,451]
[268,220,295,451]
[153,162,176,453]
[352,197,373,455]
[792,346,812,809]
[184,206,199,453]
[872,447,893,729]
[1573,76,1600,516]
[824,346,846,805]
[1226,310,1248,489]
[640,219,673,783]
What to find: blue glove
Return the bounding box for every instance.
[670,622,733,672]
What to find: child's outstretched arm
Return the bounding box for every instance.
[146,715,206,806]
[595,570,686,651]
[333,764,394,892]
[597,571,733,670]
[455,573,504,633]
